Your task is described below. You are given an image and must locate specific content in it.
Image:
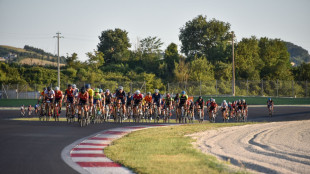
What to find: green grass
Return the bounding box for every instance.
[104,122,256,174]
[1,97,309,107]
[0,99,38,107]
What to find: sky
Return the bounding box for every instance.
[0,0,309,61]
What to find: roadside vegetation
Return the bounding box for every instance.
[104,122,255,174]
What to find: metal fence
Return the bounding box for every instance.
[0,80,309,99]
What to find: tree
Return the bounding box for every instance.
[66,53,78,68]
[164,43,179,79]
[139,36,163,54]
[189,56,214,81]
[174,58,189,83]
[294,63,310,81]
[235,36,263,80]
[259,38,293,80]
[86,50,104,69]
[179,15,231,62]
[97,28,131,64]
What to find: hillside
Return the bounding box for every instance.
[19,58,66,67]
[0,45,66,66]
[285,42,310,66]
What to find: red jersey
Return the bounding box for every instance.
[55,91,63,99]
[78,92,89,101]
[211,102,216,107]
[133,94,143,100]
[65,89,74,98]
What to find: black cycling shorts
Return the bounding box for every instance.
[67,97,74,104]
[79,100,87,106]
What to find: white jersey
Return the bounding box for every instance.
[221,102,227,108]
[44,90,55,98]
[73,88,79,97]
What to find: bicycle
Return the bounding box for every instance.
[163,107,171,123]
[153,104,160,123]
[144,105,152,123]
[104,104,110,122]
[197,108,203,123]
[181,106,187,123]
[127,105,133,122]
[45,100,53,121]
[66,103,74,123]
[268,105,273,117]
[115,103,123,123]
[39,102,45,121]
[54,102,60,122]
[79,104,88,127]
[188,109,194,123]
[210,109,216,123]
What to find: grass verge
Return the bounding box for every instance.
[104,122,256,174]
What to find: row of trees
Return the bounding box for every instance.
[1,15,310,95]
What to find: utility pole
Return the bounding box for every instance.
[232,31,236,96]
[53,32,64,89]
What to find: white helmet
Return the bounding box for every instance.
[136,90,140,94]
[55,86,59,91]
[72,84,76,88]
[155,89,159,93]
[119,86,123,90]
[106,89,110,93]
[212,98,215,102]
[223,100,226,103]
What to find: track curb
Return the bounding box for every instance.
[61,124,172,174]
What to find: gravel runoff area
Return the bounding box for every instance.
[190,120,310,174]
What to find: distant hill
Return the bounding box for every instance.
[0,45,66,66]
[285,42,310,66]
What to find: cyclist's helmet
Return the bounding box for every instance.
[136,90,140,94]
[68,84,72,88]
[176,93,179,96]
[72,84,76,88]
[81,87,86,93]
[147,92,151,95]
[242,99,245,102]
[268,98,271,101]
[95,88,99,93]
[167,94,170,98]
[223,100,226,103]
[212,98,215,102]
[99,89,103,93]
[119,86,123,90]
[181,91,186,95]
[47,87,51,91]
[55,86,59,91]
[85,84,91,89]
[198,96,202,100]
[229,102,232,104]
[128,92,131,96]
[106,89,110,93]
[155,89,159,93]
[43,87,47,91]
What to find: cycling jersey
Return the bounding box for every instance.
[152,93,161,103]
[196,99,204,106]
[116,90,126,99]
[93,93,102,104]
[267,100,273,106]
[174,96,179,103]
[73,88,79,97]
[55,91,63,99]
[105,93,112,104]
[78,92,89,101]
[242,102,247,109]
[87,89,94,99]
[126,96,133,105]
[65,88,74,98]
[144,95,152,103]
[179,95,188,105]
[133,94,143,105]
[44,90,55,99]
[165,97,173,105]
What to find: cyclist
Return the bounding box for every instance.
[195,96,204,118]
[242,99,248,117]
[208,98,217,120]
[115,86,126,117]
[104,89,113,120]
[38,87,46,115]
[93,88,102,115]
[28,105,32,116]
[126,92,133,119]
[228,102,233,118]
[77,87,89,120]
[34,103,39,115]
[221,100,228,121]
[174,93,180,116]
[188,99,195,120]
[44,86,55,116]
[144,92,153,115]
[20,105,25,116]
[164,93,174,118]
[267,98,274,114]
[132,90,143,117]
[178,91,188,118]
[64,84,75,117]
[54,87,63,115]
[152,89,162,117]
[237,99,243,113]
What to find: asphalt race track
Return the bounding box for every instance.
[0,106,309,174]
